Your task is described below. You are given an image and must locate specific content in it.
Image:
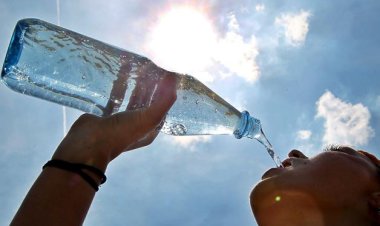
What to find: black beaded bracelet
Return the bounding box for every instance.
[43,159,107,192]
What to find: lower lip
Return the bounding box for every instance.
[261,167,287,180]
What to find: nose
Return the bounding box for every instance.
[288,149,308,159]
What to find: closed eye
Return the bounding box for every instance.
[323,145,358,156]
[323,144,341,152]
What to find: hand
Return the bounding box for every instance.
[52,74,177,171]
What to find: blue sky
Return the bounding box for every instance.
[0,0,379,225]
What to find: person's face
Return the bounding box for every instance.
[250,146,380,226]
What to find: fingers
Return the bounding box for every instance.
[122,74,176,136]
[127,62,160,111]
[103,73,177,155]
[59,69,177,165]
[142,73,177,126]
[126,76,154,110]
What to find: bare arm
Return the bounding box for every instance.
[11,75,177,226]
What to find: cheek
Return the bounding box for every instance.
[251,163,353,203]
[296,155,373,197]
[251,154,374,213]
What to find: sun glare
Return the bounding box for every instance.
[147,6,217,76]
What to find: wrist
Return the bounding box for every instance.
[51,114,117,172]
[52,142,111,173]
[52,152,109,173]
[43,160,107,191]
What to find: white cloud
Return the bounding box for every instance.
[255,4,265,12]
[294,130,316,156]
[213,14,260,83]
[295,143,319,158]
[146,9,260,83]
[226,13,240,31]
[297,130,312,140]
[316,91,374,146]
[226,92,248,112]
[275,10,311,46]
[165,136,211,151]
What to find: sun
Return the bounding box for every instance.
[146,6,217,77]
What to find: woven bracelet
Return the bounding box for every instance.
[43,159,107,192]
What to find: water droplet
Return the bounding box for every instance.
[82,75,86,80]
[195,99,199,104]
[214,108,218,113]
[170,124,187,135]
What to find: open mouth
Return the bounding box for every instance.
[261,158,292,180]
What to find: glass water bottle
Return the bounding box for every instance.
[1,18,267,143]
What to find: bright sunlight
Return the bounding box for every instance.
[146,6,217,76]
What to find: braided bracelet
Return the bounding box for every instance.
[43,159,107,191]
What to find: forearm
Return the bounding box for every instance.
[11,136,109,226]
[10,71,177,226]
[11,166,101,226]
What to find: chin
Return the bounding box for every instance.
[249,179,273,214]
[249,175,289,217]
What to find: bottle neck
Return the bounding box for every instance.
[233,111,262,139]
[234,111,283,167]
